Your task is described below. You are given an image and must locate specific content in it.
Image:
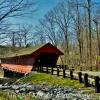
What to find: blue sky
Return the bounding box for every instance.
[9,0,100,29]
[10,0,61,28]
[31,0,61,26]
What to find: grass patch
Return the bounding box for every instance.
[0,91,39,100]
[0,73,99,100]
[20,73,84,89]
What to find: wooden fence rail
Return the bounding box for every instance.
[34,65,100,93]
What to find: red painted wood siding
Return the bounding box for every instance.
[2,55,35,66]
[1,43,63,74]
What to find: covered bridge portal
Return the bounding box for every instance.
[34,53,58,66]
[0,43,63,78]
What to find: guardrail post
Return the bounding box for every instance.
[46,66,48,73]
[61,65,63,69]
[65,65,67,70]
[41,66,43,72]
[63,65,66,70]
[37,66,39,72]
[78,72,82,83]
[39,66,41,72]
[63,69,66,78]
[84,73,88,87]
[70,70,73,80]
[96,66,98,71]
[80,67,82,71]
[57,68,59,76]
[51,67,53,75]
[90,67,92,71]
[39,66,40,72]
[95,76,100,93]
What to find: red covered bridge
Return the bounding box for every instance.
[0,43,63,77]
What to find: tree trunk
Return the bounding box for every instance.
[12,32,15,47]
[87,0,92,68]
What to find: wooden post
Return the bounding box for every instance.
[46,66,48,73]
[61,65,63,69]
[39,66,41,72]
[63,69,66,78]
[80,67,82,71]
[95,76,100,93]
[51,67,53,75]
[57,68,59,76]
[65,65,67,70]
[41,66,43,72]
[90,67,92,71]
[70,70,73,80]
[78,72,82,83]
[63,65,66,70]
[37,66,39,72]
[96,66,98,71]
[84,73,88,87]
[60,65,61,69]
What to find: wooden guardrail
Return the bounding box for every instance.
[34,65,100,93]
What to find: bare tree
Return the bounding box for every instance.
[0,0,36,45]
[35,25,46,44]
[0,0,36,22]
[87,0,92,69]
[34,0,100,69]
[93,19,100,68]
[20,25,33,47]
[38,11,60,47]
[48,2,72,65]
